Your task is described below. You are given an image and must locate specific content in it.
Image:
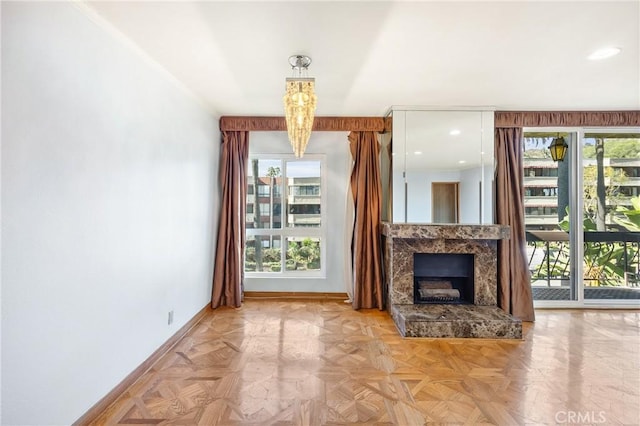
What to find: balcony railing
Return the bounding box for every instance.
[526,230,640,288]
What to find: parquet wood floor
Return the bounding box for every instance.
[91,301,640,425]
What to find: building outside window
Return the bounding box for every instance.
[523,134,640,231]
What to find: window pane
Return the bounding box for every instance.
[245,235,282,273]
[582,134,640,295]
[582,135,640,230]
[246,159,282,229]
[245,155,324,276]
[286,237,321,271]
[286,160,321,228]
[523,134,571,301]
[523,136,560,231]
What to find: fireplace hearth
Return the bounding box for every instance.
[382,224,522,339]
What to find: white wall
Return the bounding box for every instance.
[406,169,460,223]
[483,164,495,223]
[398,166,497,224]
[245,132,351,293]
[1,3,219,424]
[459,167,482,224]
[459,164,494,224]
[404,167,492,224]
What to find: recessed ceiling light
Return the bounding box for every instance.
[458,160,466,164]
[414,151,422,155]
[450,129,461,136]
[588,47,621,60]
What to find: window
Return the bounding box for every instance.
[620,187,638,197]
[525,206,558,216]
[290,185,320,196]
[259,203,270,216]
[245,157,325,276]
[289,204,321,214]
[257,185,270,197]
[525,187,558,197]
[524,134,564,230]
[524,167,559,177]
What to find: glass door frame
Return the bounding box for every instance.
[528,127,583,308]
[529,127,640,309]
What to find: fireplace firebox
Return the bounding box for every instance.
[413,253,474,304]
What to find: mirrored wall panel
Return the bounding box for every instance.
[391,109,494,224]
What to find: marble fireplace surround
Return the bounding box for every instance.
[382,223,522,339]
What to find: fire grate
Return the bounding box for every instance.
[420,295,460,303]
[416,280,464,304]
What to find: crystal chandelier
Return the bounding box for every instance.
[283,55,317,158]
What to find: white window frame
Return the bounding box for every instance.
[245,154,327,278]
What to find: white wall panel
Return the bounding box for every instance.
[1,3,218,424]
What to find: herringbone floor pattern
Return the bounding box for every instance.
[92,300,640,425]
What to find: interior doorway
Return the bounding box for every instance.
[432,182,459,223]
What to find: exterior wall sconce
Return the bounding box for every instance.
[549,135,568,162]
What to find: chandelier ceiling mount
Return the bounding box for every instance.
[289,54,312,69]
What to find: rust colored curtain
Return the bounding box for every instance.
[495,127,535,321]
[211,131,249,308]
[349,131,384,310]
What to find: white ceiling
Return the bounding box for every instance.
[83,1,639,118]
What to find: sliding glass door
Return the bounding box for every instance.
[582,131,640,302]
[524,128,640,307]
[524,131,578,302]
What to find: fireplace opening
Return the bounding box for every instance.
[413,253,474,304]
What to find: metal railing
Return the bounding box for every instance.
[526,230,640,287]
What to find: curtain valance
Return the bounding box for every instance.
[495,111,640,128]
[219,116,390,132]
